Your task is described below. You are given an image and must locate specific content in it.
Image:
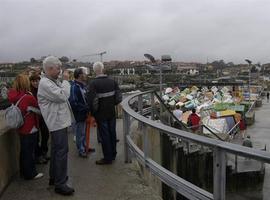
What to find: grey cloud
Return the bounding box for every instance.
[1,0,270,63]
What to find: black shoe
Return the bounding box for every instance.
[95,159,112,165]
[55,185,74,196]
[79,152,88,158]
[88,148,95,153]
[116,139,120,143]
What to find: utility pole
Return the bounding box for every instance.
[245,59,252,103]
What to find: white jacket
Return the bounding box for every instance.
[38,77,74,132]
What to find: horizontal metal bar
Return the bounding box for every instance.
[126,136,213,200]
[141,107,152,116]
[217,142,270,163]
[147,159,213,200]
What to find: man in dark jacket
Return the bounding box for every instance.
[87,62,122,165]
[69,68,90,158]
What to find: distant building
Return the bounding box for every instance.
[0,63,14,72]
[175,62,201,72]
[0,72,16,83]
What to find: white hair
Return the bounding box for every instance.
[43,56,62,73]
[80,66,89,75]
[93,62,104,74]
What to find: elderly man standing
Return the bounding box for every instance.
[38,56,75,196]
[87,62,122,165]
[69,68,95,158]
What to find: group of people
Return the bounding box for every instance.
[7,56,122,196]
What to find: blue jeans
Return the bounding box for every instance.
[97,118,117,161]
[75,121,86,154]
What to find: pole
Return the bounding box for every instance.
[159,66,163,116]
[123,111,131,163]
[159,66,162,96]
[249,63,251,103]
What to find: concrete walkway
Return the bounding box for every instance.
[233,98,270,200]
[249,99,270,200]
[0,119,162,200]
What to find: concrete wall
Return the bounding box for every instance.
[130,122,162,196]
[0,111,20,196]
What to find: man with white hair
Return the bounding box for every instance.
[38,56,75,196]
[87,62,122,165]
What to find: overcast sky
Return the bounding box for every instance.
[1,0,270,64]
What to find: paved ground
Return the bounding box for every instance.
[0,119,162,200]
[228,98,270,200]
[250,99,270,200]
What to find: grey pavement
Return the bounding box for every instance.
[250,99,270,200]
[237,98,270,200]
[0,119,162,200]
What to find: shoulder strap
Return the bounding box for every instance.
[15,94,27,106]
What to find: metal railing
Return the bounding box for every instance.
[122,90,270,200]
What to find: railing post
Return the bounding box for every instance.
[138,94,143,130]
[138,94,143,114]
[151,92,155,120]
[123,110,131,163]
[142,123,149,167]
[213,147,226,200]
[235,155,238,173]
[186,141,190,154]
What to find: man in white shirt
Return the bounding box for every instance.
[38,56,74,196]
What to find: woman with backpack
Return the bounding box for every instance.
[30,74,50,164]
[8,74,43,180]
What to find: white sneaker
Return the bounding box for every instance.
[73,136,76,142]
[34,173,44,180]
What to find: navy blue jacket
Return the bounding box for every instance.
[69,80,89,122]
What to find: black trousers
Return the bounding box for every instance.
[20,132,38,179]
[50,128,69,188]
[97,118,117,161]
[35,118,50,159]
[40,118,49,155]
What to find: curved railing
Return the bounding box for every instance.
[121,90,270,200]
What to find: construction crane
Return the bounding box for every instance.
[82,51,107,62]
